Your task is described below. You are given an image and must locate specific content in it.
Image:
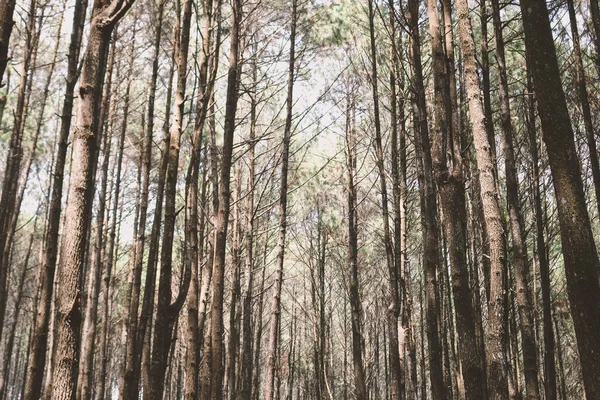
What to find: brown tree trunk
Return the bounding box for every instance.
[119,4,165,399]
[207,0,242,397]
[345,79,367,400]
[565,0,600,220]
[520,0,600,396]
[184,1,215,397]
[49,0,134,397]
[0,0,39,339]
[238,40,258,400]
[426,0,486,397]
[149,0,193,395]
[24,0,88,395]
[525,62,557,400]
[453,0,509,397]
[408,0,446,398]
[490,0,540,398]
[365,1,404,398]
[0,0,15,84]
[264,2,295,399]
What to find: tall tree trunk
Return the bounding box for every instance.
[345,79,367,400]
[453,0,509,397]
[264,2,295,399]
[138,24,176,400]
[490,0,540,397]
[184,1,215,397]
[407,0,446,398]
[520,0,600,396]
[50,0,134,397]
[0,0,39,339]
[119,3,165,398]
[426,0,486,397]
[238,39,258,400]
[366,1,404,398]
[207,0,242,397]
[24,0,88,395]
[76,74,114,400]
[149,0,193,395]
[525,62,557,400]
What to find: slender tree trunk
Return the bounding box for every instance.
[183,1,215,397]
[0,0,39,339]
[0,229,35,398]
[426,0,486,397]
[525,63,557,400]
[149,0,193,395]
[366,1,404,398]
[345,80,367,400]
[520,0,600,396]
[565,0,600,220]
[264,3,295,399]
[207,0,242,398]
[119,4,165,399]
[489,1,540,398]
[238,40,258,400]
[454,0,509,397]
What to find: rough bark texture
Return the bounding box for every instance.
[453,0,509,397]
[50,0,134,397]
[24,0,88,396]
[520,0,600,396]
[407,1,447,399]
[426,0,486,397]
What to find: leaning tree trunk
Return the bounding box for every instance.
[520,0,600,396]
[565,0,600,221]
[490,0,540,397]
[453,0,509,397]
[264,2,295,399]
[49,0,134,397]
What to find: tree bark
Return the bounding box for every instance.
[49,0,133,397]
[453,0,509,397]
[520,0,600,396]
[149,0,193,395]
[24,0,88,395]
[207,0,242,398]
[490,0,540,397]
[565,0,600,221]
